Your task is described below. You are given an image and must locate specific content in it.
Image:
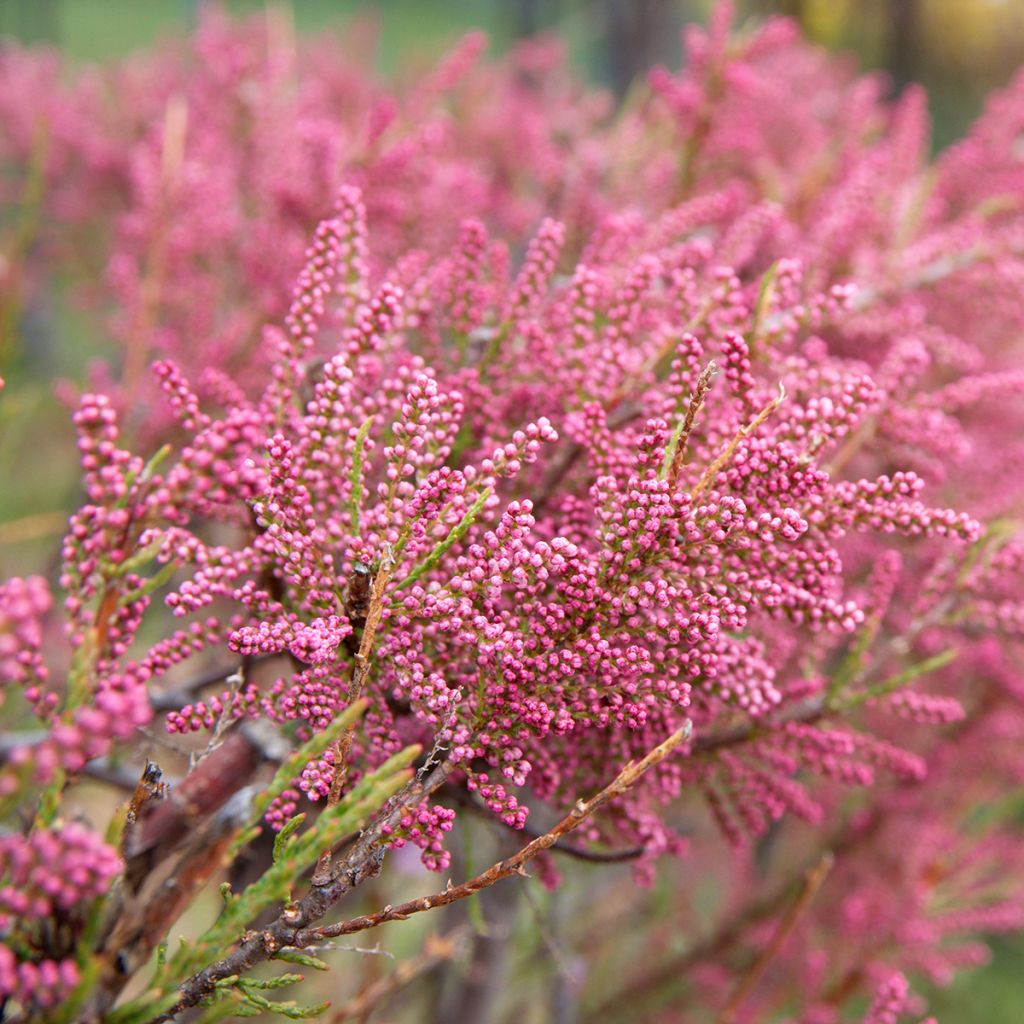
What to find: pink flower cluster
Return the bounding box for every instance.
[861,974,935,1024]
[0,577,53,716]
[1,2,1024,1018]
[0,824,120,1011]
[0,823,121,924]
[0,948,79,1015]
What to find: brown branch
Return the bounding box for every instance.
[329,561,393,804]
[716,852,834,1023]
[149,659,260,712]
[453,790,646,864]
[503,826,645,865]
[122,730,269,882]
[294,722,692,946]
[531,442,586,519]
[83,728,283,1018]
[691,695,826,757]
[531,402,641,519]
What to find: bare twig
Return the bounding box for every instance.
[0,733,160,791]
[0,510,68,546]
[522,884,579,988]
[332,560,393,803]
[716,852,834,1023]
[190,669,244,770]
[506,826,645,865]
[822,416,876,478]
[691,695,826,757]
[317,943,395,960]
[454,792,646,864]
[328,931,466,1022]
[531,442,586,518]
[150,656,273,712]
[295,722,692,945]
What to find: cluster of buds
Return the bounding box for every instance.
[0,3,1023,1021]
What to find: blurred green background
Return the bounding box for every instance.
[2,0,1023,1018]
[3,0,1023,147]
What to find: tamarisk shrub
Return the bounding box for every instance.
[2,4,1024,1021]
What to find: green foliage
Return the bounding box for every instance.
[748,260,779,350]
[829,648,959,713]
[273,814,308,863]
[233,980,328,1020]
[250,699,370,822]
[272,950,329,972]
[348,416,374,535]
[397,487,492,590]
[137,743,420,1006]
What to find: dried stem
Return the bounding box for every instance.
[454,792,646,864]
[190,668,245,769]
[0,510,68,546]
[150,657,265,712]
[328,930,466,1022]
[822,415,876,478]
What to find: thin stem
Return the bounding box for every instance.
[296,723,692,945]
[455,792,646,864]
[149,659,255,712]
[0,510,68,547]
[716,852,834,1023]
[327,930,466,1023]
